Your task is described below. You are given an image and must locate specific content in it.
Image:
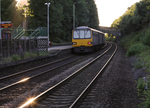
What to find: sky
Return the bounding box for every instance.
[16,0,27,6]
[16,0,141,27]
[95,0,141,27]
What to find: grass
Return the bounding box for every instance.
[0,50,49,64]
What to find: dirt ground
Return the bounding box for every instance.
[94,44,143,108]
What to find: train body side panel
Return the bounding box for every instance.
[92,31,103,46]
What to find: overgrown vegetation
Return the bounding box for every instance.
[105,33,116,42]
[0,50,49,64]
[110,0,150,107]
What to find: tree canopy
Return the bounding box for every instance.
[27,0,99,42]
[111,0,150,36]
[1,0,25,27]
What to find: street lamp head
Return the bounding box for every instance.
[74,2,79,5]
[45,2,50,6]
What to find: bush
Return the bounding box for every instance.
[126,43,149,57]
[136,77,145,95]
[0,50,49,64]
[11,54,20,61]
[105,36,116,42]
[139,49,150,71]
[140,29,150,46]
[134,62,143,69]
[138,76,150,108]
[139,90,150,108]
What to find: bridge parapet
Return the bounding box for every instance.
[99,26,121,37]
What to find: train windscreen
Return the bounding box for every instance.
[73,30,91,39]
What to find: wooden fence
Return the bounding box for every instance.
[0,39,48,58]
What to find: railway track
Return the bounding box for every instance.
[18,42,117,108]
[0,55,83,105]
[0,42,110,107]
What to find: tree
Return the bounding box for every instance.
[86,0,99,29]
[1,0,16,21]
[27,0,100,42]
[28,0,63,41]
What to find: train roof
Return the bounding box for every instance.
[74,26,104,34]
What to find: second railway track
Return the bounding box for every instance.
[18,42,117,108]
[0,42,109,107]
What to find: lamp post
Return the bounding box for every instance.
[73,2,79,30]
[45,2,50,46]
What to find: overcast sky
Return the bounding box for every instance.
[95,0,141,27]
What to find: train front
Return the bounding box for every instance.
[72,26,93,53]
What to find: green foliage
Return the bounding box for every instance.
[11,54,20,61]
[0,50,49,64]
[1,0,25,27]
[140,29,150,46]
[139,49,150,71]
[136,76,150,108]
[126,43,149,57]
[1,0,16,21]
[139,90,150,108]
[105,33,116,42]
[135,78,145,95]
[114,1,150,107]
[24,52,30,59]
[134,62,143,69]
[111,0,150,36]
[27,0,99,42]
[1,57,12,63]
[120,32,141,50]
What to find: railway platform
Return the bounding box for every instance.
[48,45,73,55]
[48,45,73,51]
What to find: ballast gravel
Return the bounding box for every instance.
[0,44,144,108]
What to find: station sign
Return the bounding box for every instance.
[1,21,13,28]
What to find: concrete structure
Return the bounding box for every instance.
[99,26,121,37]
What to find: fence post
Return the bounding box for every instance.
[13,39,15,54]
[7,39,9,57]
[0,39,2,59]
[29,39,31,51]
[24,39,26,52]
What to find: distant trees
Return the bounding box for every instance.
[111,0,150,36]
[27,0,99,42]
[1,0,25,27]
[1,0,16,21]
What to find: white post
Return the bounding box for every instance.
[45,2,50,46]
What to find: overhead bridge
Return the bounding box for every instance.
[99,26,121,37]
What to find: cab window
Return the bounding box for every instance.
[73,30,91,39]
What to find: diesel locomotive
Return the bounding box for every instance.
[72,26,105,53]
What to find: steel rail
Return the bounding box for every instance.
[18,43,112,108]
[69,43,117,108]
[0,42,109,92]
[0,56,83,91]
[0,55,74,81]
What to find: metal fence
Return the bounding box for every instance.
[0,39,48,58]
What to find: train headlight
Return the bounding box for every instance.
[87,42,93,45]
[72,42,77,45]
